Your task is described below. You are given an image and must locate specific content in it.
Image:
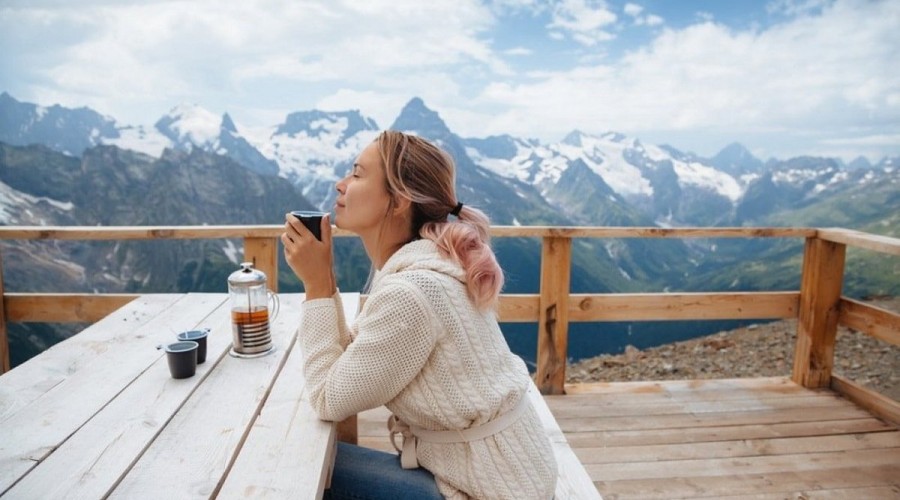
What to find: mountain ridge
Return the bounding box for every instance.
[3,91,897,230]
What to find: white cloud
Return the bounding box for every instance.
[473,0,900,159]
[638,14,663,27]
[624,3,663,27]
[0,0,501,122]
[1,0,897,162]
[623,3,643,17]
[504,47,533,56]
[547,0,617,46]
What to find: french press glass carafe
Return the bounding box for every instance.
[227,262,279,357]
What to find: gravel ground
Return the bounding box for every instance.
[567,298,900,401]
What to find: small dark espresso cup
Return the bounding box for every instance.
[177,329,209,364]
[162,341,198,379]
[290,211,327,241]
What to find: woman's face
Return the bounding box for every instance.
[334,141,392,235]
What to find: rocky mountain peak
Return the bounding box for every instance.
[390,97,451,139]
[220,113,238,134]
[710,142,764,176]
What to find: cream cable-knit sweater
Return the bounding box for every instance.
[299,239,557,499]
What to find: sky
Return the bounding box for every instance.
[1,0,898,162]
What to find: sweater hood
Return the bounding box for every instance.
[373,239,466,287]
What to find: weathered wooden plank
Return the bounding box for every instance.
[5,293,140,322]
[562,418,895,448]
[714,485,900,500]
[839,297,900,346]
[218,294,360,499]
[793,237,846,387]
[831,373,900,426]
[595,464,900,499]
[489,226,815,239]
[497,294,539,323]
[2,290,803,325]
[557,405,873,433]
[0,226,289,240]
[0,293,228,495]
[498,292,800,323]
[545,389,826,411]
[0,294,183,423]
[106,298,302,499]
[548,391,846,419]
[817,227,900,256]
[587,447,900,481]
[3,301,234,499]
[569,292,799,321]
[575,432,900,464]
[535,236,571,395]
[562,377,813,398]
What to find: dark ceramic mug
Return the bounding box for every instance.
[290,210,328,241]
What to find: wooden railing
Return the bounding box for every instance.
[1,226,898,419]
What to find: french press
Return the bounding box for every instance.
[227,262,279,357]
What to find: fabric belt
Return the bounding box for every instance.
[388,394,531,469]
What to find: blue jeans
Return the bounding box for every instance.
[323,442,444,499]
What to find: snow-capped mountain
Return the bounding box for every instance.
[464,129,744,226]
[0,91,119,156]
[735,156,897,222]
[151,104,279,176]
[256,109,380,210]
[0,94,280,176]
[2,91,896,228]
[709,142,766,177]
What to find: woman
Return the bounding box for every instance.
[282,131,557,499]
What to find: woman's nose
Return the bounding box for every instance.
[335,177,346,194]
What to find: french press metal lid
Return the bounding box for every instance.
[228,262,267,287]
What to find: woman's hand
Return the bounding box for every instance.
[281,214,336,300]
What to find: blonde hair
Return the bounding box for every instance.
[376,130,504,310]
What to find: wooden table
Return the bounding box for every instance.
[0,292,359,499]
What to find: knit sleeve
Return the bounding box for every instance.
[332,290,353,347]
[299,279,438,421]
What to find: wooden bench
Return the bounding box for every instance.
[527,379,602,499]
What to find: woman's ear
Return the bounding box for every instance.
[392,195,412,217]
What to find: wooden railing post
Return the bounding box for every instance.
[535,236,571,395]
[0,248,9,374]
[792,236,846,388]
[244,237,278,293]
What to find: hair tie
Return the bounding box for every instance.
[450,202,464,217]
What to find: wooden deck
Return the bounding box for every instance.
[356,377,900,499]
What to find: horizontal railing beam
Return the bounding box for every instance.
[497,292,799,323]
[839,297,900,346]
[817,228,900,256]
[5,291,800,325]
[568,292,800,322]
[490,226,817,239]
[5,293,140,323]
[831,374,900,425]
[0,226,817,240]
